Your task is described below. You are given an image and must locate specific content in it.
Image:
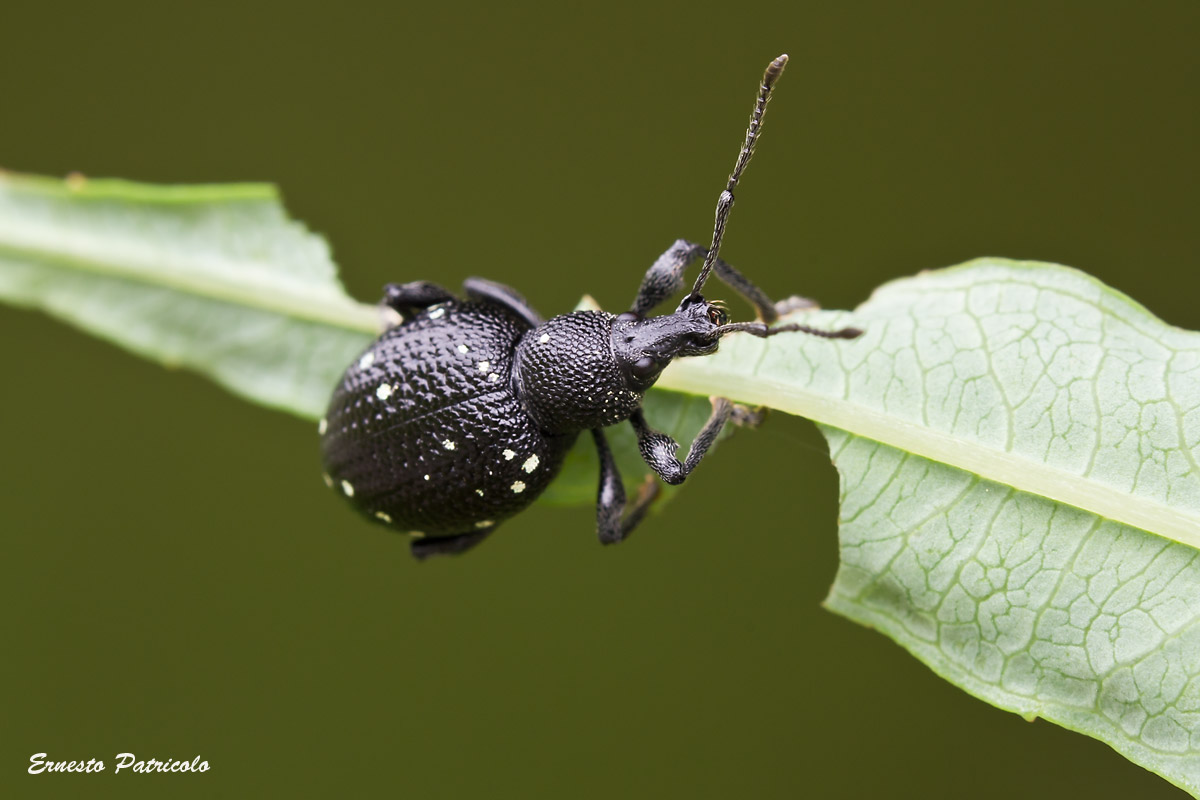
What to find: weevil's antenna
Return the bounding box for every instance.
[689,54,789,299]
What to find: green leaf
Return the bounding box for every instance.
[0,172,379,418]
[658,260,1200,796]
[4,174,1198,794]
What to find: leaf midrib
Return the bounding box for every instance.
[0,235,380,333]
[5,206,1192,550]
[659,359,1200,551]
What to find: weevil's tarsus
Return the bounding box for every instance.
[728,402,768,428]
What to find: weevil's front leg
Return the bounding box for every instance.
[629,398,735,486]
[463,277,545,327]
[630,238,810,322]
[593,428,660,545]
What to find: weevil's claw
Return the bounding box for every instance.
[730,403,768,428]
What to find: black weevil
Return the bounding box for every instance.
[319,54,861,558]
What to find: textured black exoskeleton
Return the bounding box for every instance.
[320,55,860,558]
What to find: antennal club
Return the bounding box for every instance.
[689,53,789,299]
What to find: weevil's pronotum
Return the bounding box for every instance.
[319,55,861,558]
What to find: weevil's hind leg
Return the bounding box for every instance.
[593,428,660,545]
[630,239,784,322]
[630,398,735,485]
[383,281,458,315]
[410,528,495,560]
[463,277,544,327]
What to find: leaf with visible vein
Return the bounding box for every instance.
[659,261,1200,795]
[2,174,1199,795]
[0,173,378,418]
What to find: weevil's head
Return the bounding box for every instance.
[611,295,729,391]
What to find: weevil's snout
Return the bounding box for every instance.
[611,297,728,389]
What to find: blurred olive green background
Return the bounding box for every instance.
[3,1,1197,798]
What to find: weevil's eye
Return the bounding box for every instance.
[630,356,657,379]
[708,307,728,326]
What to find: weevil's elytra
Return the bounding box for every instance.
[321,301,576,538]
[319,55,862,559]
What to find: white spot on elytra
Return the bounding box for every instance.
[522,454,540,473]
[376,383,394,400]
[341,480,355,497]
[428,307,445,319]
[511,481,526,494]
[475,520,494,529]
[358,351,375,370]
[443,439,457,450]
[475,489,484,496]
[375,511,393,523]
[457,344,469,354]
[423,474,430,481]
[502,449,516,461]
[318,418,327,435]
[488,372,500,382]
[538,333,550,344]
[477,360,490,373]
